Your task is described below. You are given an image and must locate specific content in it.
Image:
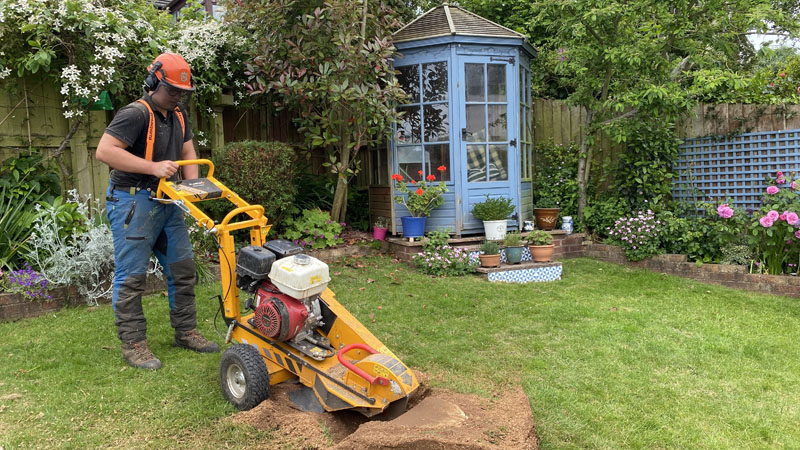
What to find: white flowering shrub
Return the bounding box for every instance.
[0,0,171,119]
[26,191,115,305]
[167,3,253,120]
[0,0,250,124]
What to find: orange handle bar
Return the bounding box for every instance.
[337,343,389,386]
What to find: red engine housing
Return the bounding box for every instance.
[253,282,308,341]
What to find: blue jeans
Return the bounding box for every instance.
[106,187,197,343]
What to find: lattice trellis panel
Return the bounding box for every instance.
[673,129,800,210]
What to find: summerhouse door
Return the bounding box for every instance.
[458,57,517,234]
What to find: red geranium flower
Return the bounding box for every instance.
[437,165,447,172]
[418,170,423,176]
[426,174,436,181]
[391,174,403,182]
[410,179,416,184]
[415,188,424,196]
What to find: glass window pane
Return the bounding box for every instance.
[423,62,448,102]
[425,144,450,182]
[465,104,486,142]
[397,65,420,104]
[396,105,420,144]
[488,104,507,141]
[488,144,508,181]
[487,64,506,102]
[467,144,486,182]
[397,145,422,181]
[423,103,449,142]
[465,63,485,102]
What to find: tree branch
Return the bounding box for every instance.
[599,109,639,125]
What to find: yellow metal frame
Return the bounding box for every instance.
[157,160,418,415]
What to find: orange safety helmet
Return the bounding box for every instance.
[144,53,195,92]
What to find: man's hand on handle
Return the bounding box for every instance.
[151,160,179,179]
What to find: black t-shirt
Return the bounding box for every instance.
[104,95,193,190]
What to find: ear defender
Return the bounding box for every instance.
[143,61,163,92]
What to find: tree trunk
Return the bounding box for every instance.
[49,116,84,192]
[331,173,348,223]
[330,139,351,223]
[576,108,594,221]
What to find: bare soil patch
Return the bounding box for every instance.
[231,373,538,450]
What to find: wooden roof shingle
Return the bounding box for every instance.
[393,5,525,43]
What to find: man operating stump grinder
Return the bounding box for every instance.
[96,53,219,370]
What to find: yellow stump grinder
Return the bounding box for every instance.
[154,159,418,416]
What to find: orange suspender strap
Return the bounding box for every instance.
[174,108,185,142]
[135,99,186,162]
[136,99,156,162]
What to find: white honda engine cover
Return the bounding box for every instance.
[269,254,331,299]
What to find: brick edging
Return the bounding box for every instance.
[583,242,800,299]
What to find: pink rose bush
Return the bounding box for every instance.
[746,170,800,274]
[717,204,734,219]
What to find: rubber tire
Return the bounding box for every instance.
[219,344,270,410]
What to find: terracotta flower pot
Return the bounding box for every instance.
[534,208,560,230]
[479,253,501,268]
[528,244,554,262]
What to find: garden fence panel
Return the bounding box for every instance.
[673,103,800,210]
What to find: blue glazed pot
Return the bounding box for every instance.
[505,246,524,264]
[400,216,427,238]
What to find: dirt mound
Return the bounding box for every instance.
[230,374,538,450]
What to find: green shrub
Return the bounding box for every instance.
[0,187,41,270]
[281,209,344,249]
[211,140,297,229]
[0,154,61,203]
[471,194,515,221]
[583,196,627,239]
[412,230,477,276]
[346,187,370,231]
[658,202,748,263]
[527,230,553,246]
[480,240,500,255]
[503,232,524,247]
[720,242,755,266]
[532,141,580,217]
[612,121,680,209]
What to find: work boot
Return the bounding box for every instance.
[174,329,220,353]
[121,340,162,370]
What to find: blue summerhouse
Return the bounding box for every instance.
[368,5,536,236]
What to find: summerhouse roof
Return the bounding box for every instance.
[393,5,526,43]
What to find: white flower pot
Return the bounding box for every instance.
[483,220,507,241]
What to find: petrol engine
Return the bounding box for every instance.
[235,240,333,359]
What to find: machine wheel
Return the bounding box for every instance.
[219,344,270,410]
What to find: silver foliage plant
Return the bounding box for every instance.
[26,191,114,306]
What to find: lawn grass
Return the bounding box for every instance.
[1,255,800,449]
